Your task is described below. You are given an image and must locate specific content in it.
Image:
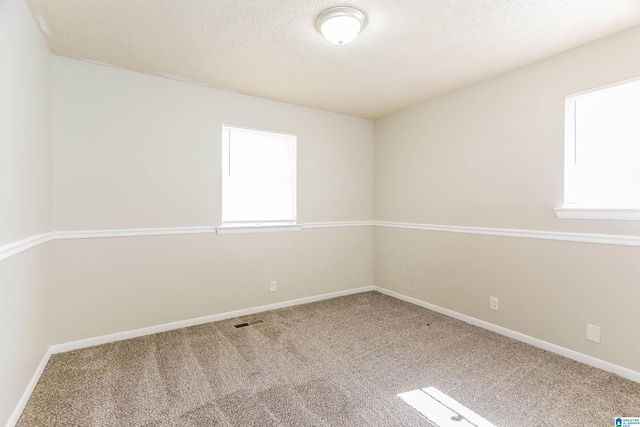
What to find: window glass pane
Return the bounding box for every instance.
[566,79,640,207]
[222,126,296,224]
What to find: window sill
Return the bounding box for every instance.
[216,224,302,235]
[554,206,640,221]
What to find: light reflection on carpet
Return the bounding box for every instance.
[399,386,496,427]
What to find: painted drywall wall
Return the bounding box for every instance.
[0,0,52,424]
[51,57,374,343]
[0,247,51,425]
[374,25,640,372]
[52,57,373,229]
[376,26,640,235]
[51,228,372,344]
[0,0,52,245]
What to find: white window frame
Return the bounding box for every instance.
[218,124,300,235]
[555,77,640,221]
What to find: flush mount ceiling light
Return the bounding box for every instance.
[316,7,366,45]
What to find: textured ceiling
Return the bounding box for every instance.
[25,0,640,119]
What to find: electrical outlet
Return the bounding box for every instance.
[270,281,277,292]
[586,324,600,343]
[489,296,499,311]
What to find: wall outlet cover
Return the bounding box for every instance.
[586,324,600,343]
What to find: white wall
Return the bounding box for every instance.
[51,57,374,344]
[0,0,52,424]
[52,58,373,229]
[0,0,52,244]
[374,25,640,372]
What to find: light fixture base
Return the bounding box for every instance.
[316,6,366,45]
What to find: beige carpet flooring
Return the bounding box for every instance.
[17,291,640,426]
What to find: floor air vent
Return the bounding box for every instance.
[234,319,264,329]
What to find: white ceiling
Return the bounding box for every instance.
[26,0,640,119]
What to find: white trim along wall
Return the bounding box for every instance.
[6,283,640,427]
[3,220,640,262]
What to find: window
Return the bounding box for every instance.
[556,78,640,220]
[221,125,297,229]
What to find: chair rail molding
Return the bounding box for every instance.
[374,221,640,247]
[2,220,639,263]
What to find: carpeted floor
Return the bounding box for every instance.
[18,291,640,426]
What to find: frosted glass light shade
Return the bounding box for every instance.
[317,7,366,45]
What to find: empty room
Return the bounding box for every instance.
[2,0,640,425]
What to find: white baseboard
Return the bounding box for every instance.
[10,283,639,427]
[8,286,373,427]
[6,286,372,427]
[373,286,640,383]
[50,286,375,354]
[6,347,52,427]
